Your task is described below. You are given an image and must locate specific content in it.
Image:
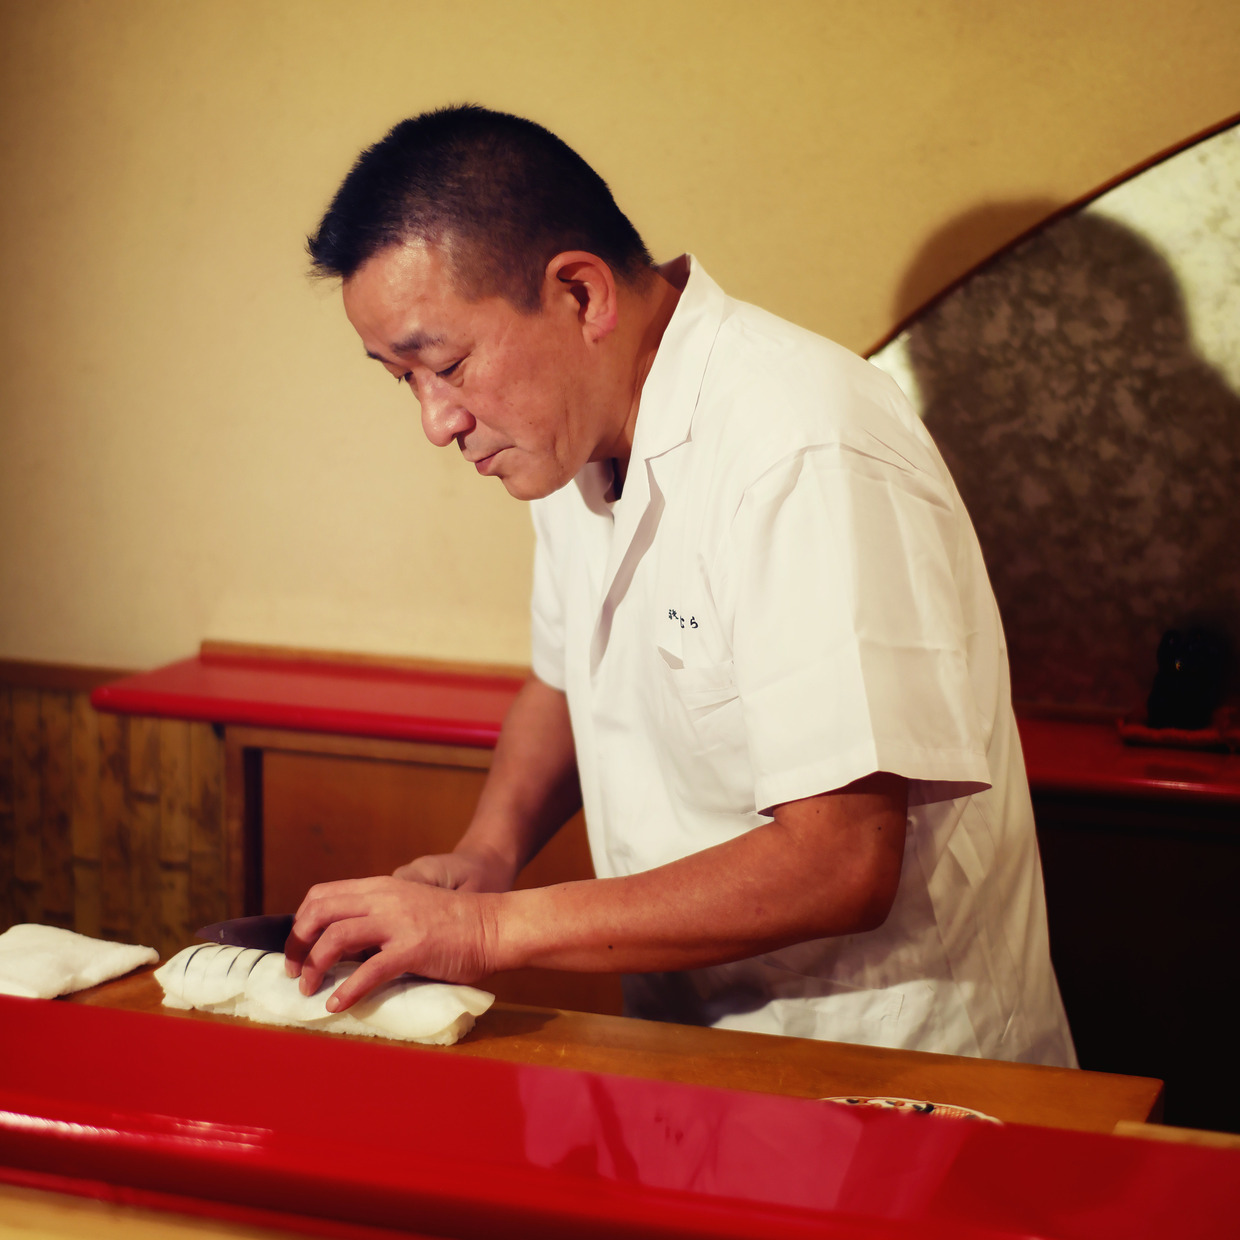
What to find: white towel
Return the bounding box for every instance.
[0,923,158,999]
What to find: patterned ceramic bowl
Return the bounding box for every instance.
[821,1095,1001,1122]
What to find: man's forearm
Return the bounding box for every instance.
[453,673,582,883]
[289,773,907,1008]
[486,772,908,975]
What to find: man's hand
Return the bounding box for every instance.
[283,876,499,1013]
[393,846,515,893]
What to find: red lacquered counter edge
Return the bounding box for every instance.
[3,995,1238,1240]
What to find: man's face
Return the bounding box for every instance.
[342,239,613,501]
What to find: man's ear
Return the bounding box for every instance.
[543,251,619,342]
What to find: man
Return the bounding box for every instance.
[287,105,1076,1066]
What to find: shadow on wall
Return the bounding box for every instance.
[896,204,1240,711]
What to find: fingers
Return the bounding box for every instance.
[285,879,388,977]
[277,873,493,1009]
[325,952,408,1014]
[294,914,382,996]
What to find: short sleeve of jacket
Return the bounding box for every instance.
[529,497,567,692]
[721,435,994,813]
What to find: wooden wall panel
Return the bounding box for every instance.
[128,795,162,952]
[11,691,41,877]
[128,717,161,800]
[159,720,194,948]
[188,721,227,933]
[39,692,74,926]
[158,722,192,866]
[0,670,227,961]
[126,716,162,951]
[96,711,130,943]
[72,857,103,941]
[70,695,102,937]
[11,690,43,924]
[0,688,14,931]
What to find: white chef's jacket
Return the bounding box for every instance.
[529,258,1077,1066]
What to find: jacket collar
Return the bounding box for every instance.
[574,255,725,510]
[583,256,727,670]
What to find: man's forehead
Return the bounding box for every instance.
[344,239,460,359]
[349,234,442,286]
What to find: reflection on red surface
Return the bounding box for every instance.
[2,997,1237,1239]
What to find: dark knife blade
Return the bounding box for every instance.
[196,914,295,953]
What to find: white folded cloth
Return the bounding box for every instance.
[0,923,158,999]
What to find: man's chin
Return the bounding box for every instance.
[492,463,570,502]
[499,473,559,502]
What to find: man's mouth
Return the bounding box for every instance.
[466,447,505,475]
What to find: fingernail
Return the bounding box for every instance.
[326,997,340,1013]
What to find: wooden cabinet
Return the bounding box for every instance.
[1033,790,1238,1133]
[225,725,623,1015]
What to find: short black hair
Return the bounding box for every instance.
[307,104,654,311]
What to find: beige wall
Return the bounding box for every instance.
[1,0,1237,670]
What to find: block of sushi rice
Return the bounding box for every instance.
[155,944,494,1045]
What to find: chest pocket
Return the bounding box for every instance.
[653,649,755,815]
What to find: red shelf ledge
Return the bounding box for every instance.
[1015,715,1240,807]
[90,647,523,749]
[91,646,1240,804]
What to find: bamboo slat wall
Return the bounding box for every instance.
[0,667,226,961]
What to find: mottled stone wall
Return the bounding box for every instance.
[873,127,1240,711]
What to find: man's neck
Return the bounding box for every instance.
[608,258,688,492]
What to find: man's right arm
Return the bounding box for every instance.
[393,673,581,894]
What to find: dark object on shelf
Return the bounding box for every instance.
[1145,628,1229,730]
[1117,703,1236,752]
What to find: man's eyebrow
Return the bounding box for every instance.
[375,330,446,358]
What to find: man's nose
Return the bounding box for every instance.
[418,379,473,448]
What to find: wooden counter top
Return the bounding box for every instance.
[71,966,1161,1135]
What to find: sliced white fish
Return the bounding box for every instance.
[196,945,268,1006]
[351,980,495,1040]
[155,943,269,1008]
[243,951,356,1024]
[152,944,494,1045]
[154,943,216,1006]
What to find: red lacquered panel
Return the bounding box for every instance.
[90,653,523,748]
[2,996,1238,1239]
[3,1165,434,1240]
[1017,716,1240,806]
